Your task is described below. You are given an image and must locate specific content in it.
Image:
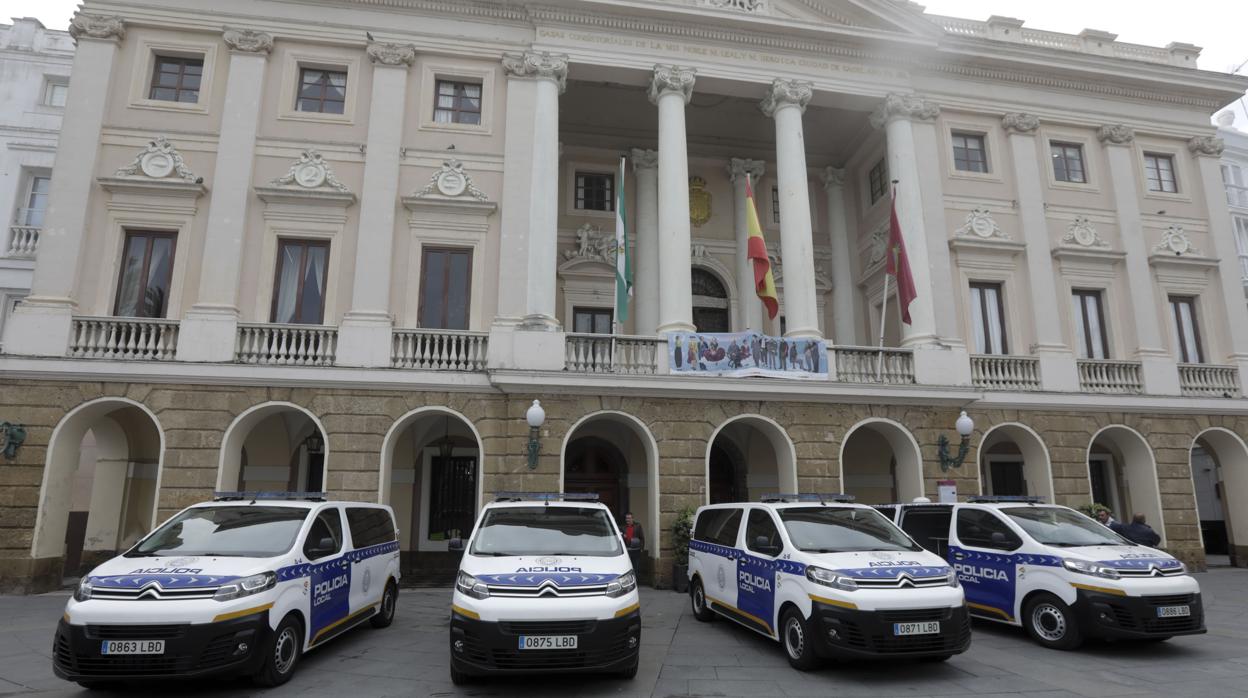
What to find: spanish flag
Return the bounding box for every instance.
[744,178,779,320]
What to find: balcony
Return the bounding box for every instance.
[564,334,661,375]
[1077,359,1143,394]
[5,224,39,259]
[69,316,179,361]
[971,355,1041,391]
[832,346,915,385]
[1178,364,1241,398]
[236,323,337,366]
[392,328,488,371]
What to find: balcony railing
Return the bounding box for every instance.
[236,323,336,366]
[971,355,1041,391]
[832,346,915,384]
[392,328,487,371]
[565,334,661,374]
[1178,364,1241,398]
[1077,359,1143,394]
[5,225,39,258]
[69,316,179,361]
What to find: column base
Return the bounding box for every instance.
[1138,352,1181,396]
[1,297,73,357]
[519,313,560,331]
[176,305,240,362]
[656,321,695,335]
[487,324,566,371]
[912,344,972,387]
[336,312,394,368]
[1036,348,1080,392]
[783,326,823,340]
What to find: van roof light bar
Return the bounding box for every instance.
[966,495,1045,504]
[760,493,856,504]
[212,491,328,502]
[493,492,600,503]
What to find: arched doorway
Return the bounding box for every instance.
[1087,426,1165,544]
[32,398,163,580]
[1190,428,1248,567]
[692,267,730,333]
[219,402,327,493]
[706,415,798,504]
[380,407,483,581]
[977,423,1055,500]
[840,419,923,504]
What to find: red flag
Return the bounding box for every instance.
[886,194,917,325]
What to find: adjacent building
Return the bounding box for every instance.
[2,0,1248,592]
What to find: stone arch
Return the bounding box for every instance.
[217,401,328,492]
[839,418,924,504]
[1087,425,1165,545]
[1190,427,1248,566]
[976,422,1055,501]
[705,414,799,504]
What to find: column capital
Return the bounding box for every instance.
[1097,123,1135,145]
[728,157,766,182]
[820,166,846,190]
[223,27,274,54]
[367,41,416,67]
[1187,135,1225,158]
[69,13,125,43]
[869,93,939,129]
[760,78,812,117]
[502,51,568,92]
[630,148,659,171]
[648,64,696,105]
[1002,112,1040,134]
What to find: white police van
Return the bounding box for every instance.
[54,493,400,688]
[884,496,1205,649]
[687,495,969,670]
[448,493,641,684]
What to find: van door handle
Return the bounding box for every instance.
[952,552,966,561]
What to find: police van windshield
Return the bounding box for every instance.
[470,506,622,557]
[128,506,309,558]
[779,507,920,553]
[1001,506,1131,547]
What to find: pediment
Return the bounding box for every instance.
[682,0,941,39]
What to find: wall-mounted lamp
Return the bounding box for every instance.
[525,400,545,470]
[1,422,26,460]
[937,411,974,472]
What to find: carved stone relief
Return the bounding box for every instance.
[114,136,200,182]
[1060,216,1109,249]
[411,159,488,201]
[955,206,1005,240]
[1154,225,1199,256]
[271,149,349,192]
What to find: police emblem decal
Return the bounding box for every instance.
[538,556,560,566]
[363,568,371,594]
[716,565,726,590]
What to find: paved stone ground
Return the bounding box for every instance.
[3,568,1247,697]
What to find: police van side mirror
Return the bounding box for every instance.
[754,536,780,555]
[448,537,464,552]
[309,536,335,558]
[989,531,1018,550]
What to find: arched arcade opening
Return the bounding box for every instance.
[839,419,924,504]
[706,415,797,504]
[1087,426,1165,544]
[219,402,327,494]
[1190,428,1248,567]
[977,423,1055,501]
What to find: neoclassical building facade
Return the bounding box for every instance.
[2,0,1248,591]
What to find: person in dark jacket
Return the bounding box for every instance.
[1112,513,1161,547]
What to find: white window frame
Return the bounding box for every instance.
[1135,141,1190,203]
[127,39,217,114]
[278,51,359,125]
[1232,215,1248,282]
[1143,152,1178,194]
[1041,128,1099,193]
[42,76,69,108]
[18,170,52,227]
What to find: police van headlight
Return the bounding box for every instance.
[456,571,490,600]
[1062,558,1121,580]
[606,571,637,598]
[74,577,93,602]
[214,572,276,602]
[805,566,858,592]
[945,569,960,588]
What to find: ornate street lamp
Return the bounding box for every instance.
[937,411,974,472]
[525,400,545,470]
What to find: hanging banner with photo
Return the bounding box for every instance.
[667,331,828,379]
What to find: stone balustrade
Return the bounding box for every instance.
[1178,364,1241,398]
[971,355,1041,391]
[392,328,488,371]
[5,225,39,259]
[1077,359,1144,394]
[565,333,661,375]
[69,316,179,361]
[236,323,337,366]
[831,346,915,384]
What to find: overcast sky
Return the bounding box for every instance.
[9,0,1248,120]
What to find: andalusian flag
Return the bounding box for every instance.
[745,177,779,320]
[615,156,633,323]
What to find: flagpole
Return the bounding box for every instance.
[877,180,899,382]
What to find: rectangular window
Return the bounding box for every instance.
[574,172,614,212]
[43,78,68,107]
[271,239,329,324]
[433,79,482,125]
[951,132,988,173]
[418,247,472,330]
[114,231,177,318]
[21,175,51,227]
[297,67,347,114]
[1169,296,1203,364]
[1072,289,1110,359]
[1234,216,1248,281]
[1225,164,1248,208]
[345,507,396,549]
[868,158,888,204]
[149,55,202,103]
[771,186,781,224]
[1051,142,1086,183]
[1144,153,1178,193]
[573,307,613,334]
[969,282,1007,355]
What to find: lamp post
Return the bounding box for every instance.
[937,411,974,472]
[525,400,545,470]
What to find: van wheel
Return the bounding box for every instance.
[254,614,302,687]
[450,664,471,685]
[690,579,714,622]
[781,608,819,671]
[617,656,639,679]
[1023,593,1083,650]
[370,581,397,629]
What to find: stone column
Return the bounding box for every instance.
[650,65,696,335]
[820,166,857,345]
[2,14,124,356]
[176,27,273,362]
[488,51,568,370]
[631,148,660,335]
[1002,113,1080,391]
[761,79,821,339]
[335,41,416,367]
[1189,135,1248,395]
[729,158,766,332]
[1100,123,1180,395]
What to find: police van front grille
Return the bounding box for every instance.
[90,586,218,601]
[853,576,948,589]
[485,585,610,598]
[87,624,187,640]
[1117,567,1185,578]
[499,620,597,635]
[462,634,632,670]
[1145,593,1195,606]
[878,608,949,624]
